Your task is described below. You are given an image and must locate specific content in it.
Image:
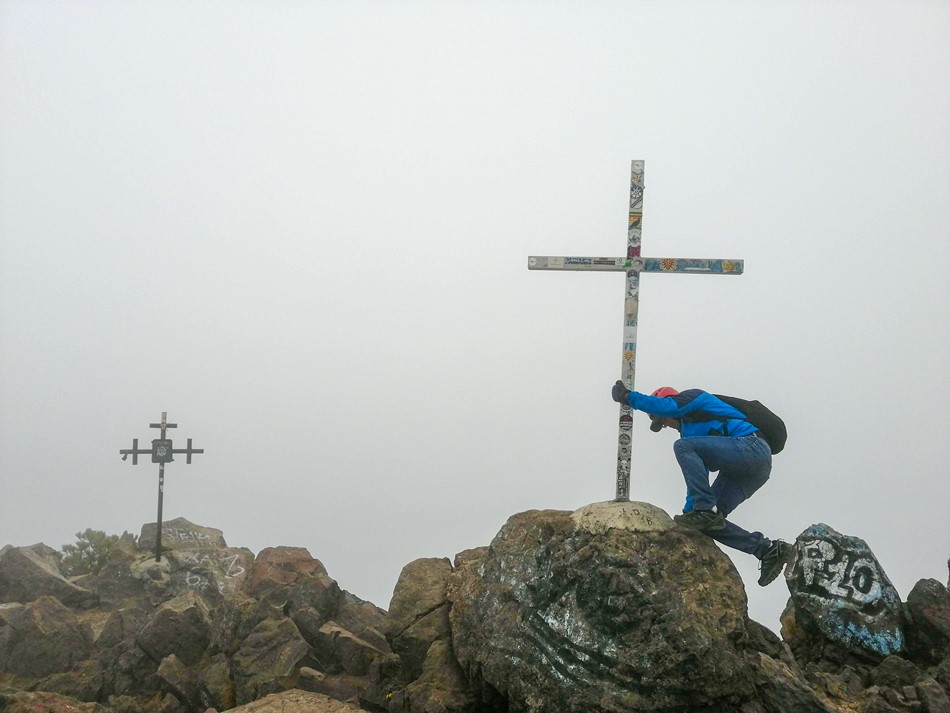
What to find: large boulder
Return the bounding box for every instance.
[231,617,312,704]
[310,621,388,677]
[249,547,342,615]
[904,578,950,664]
[135,591,212,666]
[93,607,159,700]
[248,547,345,654]
[0,545,96,608]
[155,653,217,713]
[448,507,756,711]
[225,689,362,713]
[0,596,94,679]
[386,639,480,713]
[783,523,905,661]
[333,592,389,654]
[385,557,453,681]
[138,518,227,554]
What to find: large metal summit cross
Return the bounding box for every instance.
[528,160,744,502]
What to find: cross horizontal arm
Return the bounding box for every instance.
[172,438,204,464]
[120,438,150,464]
[528,256,743,274]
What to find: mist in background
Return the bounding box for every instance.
[1,1,948,631]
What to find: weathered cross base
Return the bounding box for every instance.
[572,500,675,534]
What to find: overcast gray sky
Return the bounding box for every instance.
[1,1,947,631]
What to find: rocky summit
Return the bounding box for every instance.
[1,508,949,713]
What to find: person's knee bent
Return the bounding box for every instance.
[672,438,694,460]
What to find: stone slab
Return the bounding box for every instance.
[571,500,674,534]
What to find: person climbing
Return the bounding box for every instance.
[610,381,789,586]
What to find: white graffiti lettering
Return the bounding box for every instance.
[166,528,214,544]
[800,538,883,605]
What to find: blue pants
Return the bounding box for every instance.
[673,434,774,559]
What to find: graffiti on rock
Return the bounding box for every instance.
[789,524,904,657]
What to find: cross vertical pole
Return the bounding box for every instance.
[156,462,165,561]
[616,160,645,501]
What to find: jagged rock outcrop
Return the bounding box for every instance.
[374,504,950,713]
[2,510,948,713]
[0,518,391,713]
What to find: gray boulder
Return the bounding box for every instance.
[231,617,312,705]
[449,507,755,711]
[93,606,158,700]
[0,544,96,608]
[225,689,362,713]
[0,596,94,679]
[783,524,905,660]
[385,557,453,681]
[136,591,212,666]
[156,654,214,712]
[248,547,343,619]
[310,621,388,677]
[904,578,950,664]
[138,518,227,554]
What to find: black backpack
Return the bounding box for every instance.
[713,395,787,455]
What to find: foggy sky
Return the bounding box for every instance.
[1,1,948,632]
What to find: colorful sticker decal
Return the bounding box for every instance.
[661,258,678,271]
[619,414,633,431]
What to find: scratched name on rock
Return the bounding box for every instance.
[179,550,248,594]
[799,538,883,605]
[165,528,215,545]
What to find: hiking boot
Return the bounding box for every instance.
[673,509,726,531]
[758,540,790,587]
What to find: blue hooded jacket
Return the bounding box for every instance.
[625,389,759,438]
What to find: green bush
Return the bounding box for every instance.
[58,528,120,576]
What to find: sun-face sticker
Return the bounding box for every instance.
[660,258,678,271]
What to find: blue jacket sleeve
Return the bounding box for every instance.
[626,389,746,420]
[626,389,757,439]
